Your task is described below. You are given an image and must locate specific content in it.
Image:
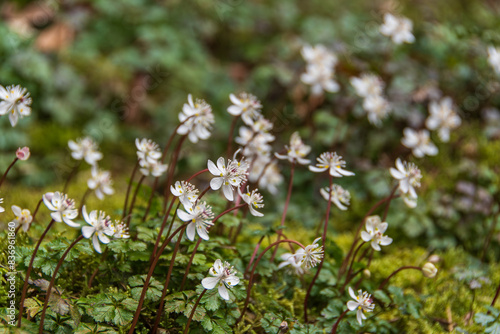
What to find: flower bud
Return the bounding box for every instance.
[363,269,371,278]
[16,147,30,161]
[427,255,440,263]
[422,262,437,278]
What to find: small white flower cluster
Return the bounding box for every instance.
[68,136,115,200]
[43,192,79,227]
[177,200,215,241]
[275,131,311,165]
[390,158,422,208]
[228,92,263,126]
[82,206,129,253]
[202,259,240,300]
[11,205,33,232]
[488,46,500,75]
[0,84,32,127]
[300,44,339,95]
[208,151,249,202]
[426,97,461,143]
[347,287,375,325]
[136,138,168,177]
[278,237,324,274]
[177,94,215,143]
[380,13,415,45]
[360,215,393,251]
[350,74,391,126]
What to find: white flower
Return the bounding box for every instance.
[390,158,421,199]
[363,94,391,126]
[426,97,461,142]
[301,44,338,68]
[380,13,415,44]
[68,137,103,166]
[87,166,114,200]
[176,94,215,143]
[422,262,438,278]
[0,84,32,127]
[360,216,393,251]
[250,158,283,195]
[297,237,324,269]
[201,259,240,300]
[139,159,168,177]
[309,152,354,177]
[177,201,214,241]
[228,93,263,125]
[43,192,79,228]
[16,147,30,161]
[401,191,418,208]
[275,132,311,165]
[207,154,249,201]
[238,186,264,217]
[171,181,199,207]
[278,252,305,276]
[320,185,351,211]
[12,205,32,232]
[301,65,339,95]
[110,220,130,239]
[401,128,438,158]
[135,138,162,163]
[347,287,375,325]
[350,74,384,98]
[488,46,500,75]
[0,198,4,213]
[81,206,115,253]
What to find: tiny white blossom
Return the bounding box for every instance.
[426,97,461,142]
[81,206,115,254]
[43,192,79,228]
[171,181,199,207]
[135,138,162,163]
[301,65,339,95]
[12,205,32,232]
[177,201,214,241]
[228,92,263,125]
[380,13,415,44]
[275,132,311,165]
[488,46,500,75]
[390,158,421,199]
[68,137,103,166]
[201,259,240,300]
[297,237,324,269]
[401,191,418,208]
[401,128,438,158]
[320,185,351,211]
[207,153,249,201]
[0,84,32,127]
[347,287,375,325]
[309,152,354,177]
[177,94,215,143]
[252,159,283,195]
[88,166,115,200]
[360,216,393,251]
[238,186,264,217]
[0,198,4,213]
[363,94,391,126]
[350,74,384,98]
[139,159,168,177]
[278,252,305,275]
[110,220,130,239]
[301,44,338,68]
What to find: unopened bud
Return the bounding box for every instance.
[363,269,371,278]
[422,262,437,278]
[16,147,30,161]
[279,321,289,333]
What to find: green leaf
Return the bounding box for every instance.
[475,312,495,326]
[486,323,500,334]
[203,290,221,311]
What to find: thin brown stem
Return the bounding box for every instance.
[62,161,81,193]
[31,198,43,222]
[162,135,187,213]
[0,157,18,189]
[244,235,266,276]
[491,282,500,309]
[18,219,55,327]
[122,161,139,220]
[126,175,146,227]
[150,199,179,263]
[226,116,239,158]
[378,266,422,290]
[341,242,366,292]
[183,289,207,334]
[38,235,84,333]
[330,309,349,334]
[78,188,92,212]
[142,177,159,222]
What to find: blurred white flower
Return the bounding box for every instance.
[201,259,240,300]
[278,252,305,275]
[0,84,32,127]
[12,205,32,232]
[139,159,168,177]
[422,262,438,278]
[16,147,30,161]
[401,191,418,208]
[347,287,375,325]
[135,138,162,163]
[0,198,5,213]
[360,216,393,251]
[250,158,283,195]
[363,94,391,126]
[171,181,199,207]
[228,93,263,125]
[401,128,438,158]
[390,158,421,199]
[309,152,354,177]
[177,201,214,241]
[426,97,461,142]
[488,46,500,75]
[207,153,249,201]
[320,185,351,211]
[301,44,338,68]
[350,74,384,98]
[275,132,311,165]
[301,65,339,95]
[380,13,415,44]
[81,206,114,253]
[177,94,215,143]
[68,137,103,166]
[87,166,115,200]
[43,192,79,228]
[238,186,264,217]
